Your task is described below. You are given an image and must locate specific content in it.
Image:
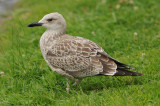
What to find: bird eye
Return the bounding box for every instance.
[47,18,53,22]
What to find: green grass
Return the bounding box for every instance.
[0,0,160,105]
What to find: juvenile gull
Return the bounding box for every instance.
[28,12,142,92]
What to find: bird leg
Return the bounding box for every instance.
[66,78,70,93]
[73,78,82,86]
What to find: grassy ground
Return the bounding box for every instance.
[0,0,160,105]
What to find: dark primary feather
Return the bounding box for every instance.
[114,69,143,76]
[110,57,143,76]
[98,52,143,76]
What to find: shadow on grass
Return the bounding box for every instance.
[71,76,144,94]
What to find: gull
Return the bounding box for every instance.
[28,12,142,92]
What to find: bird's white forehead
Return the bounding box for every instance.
[42,12,62,20]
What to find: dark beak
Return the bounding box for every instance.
[28,21,43,27]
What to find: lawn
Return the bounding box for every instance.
[0,0,160,105]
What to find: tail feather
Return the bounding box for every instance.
[98,52,143,76]
[108,57,143,76]
[114,69,143,76]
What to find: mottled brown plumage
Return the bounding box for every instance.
[28,12,142,92]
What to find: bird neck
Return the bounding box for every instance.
[40,29,66,49]
[44,29,66,38]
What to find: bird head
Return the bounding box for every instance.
[28,12,66,32]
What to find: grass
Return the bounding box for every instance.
[0,0,160,105]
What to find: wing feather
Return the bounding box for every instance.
[46,35,117,76]
[46,36,102,72]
